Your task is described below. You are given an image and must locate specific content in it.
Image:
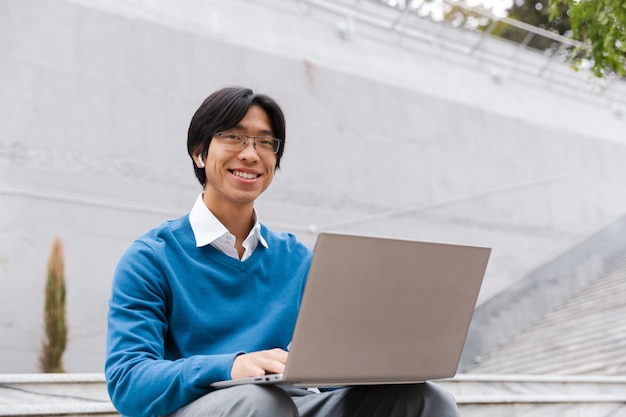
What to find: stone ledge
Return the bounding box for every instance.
[456,394,626,404]
[439,373,626,402]
[0,403,117,417]
[0,374,106,384]
[2,373,626,417]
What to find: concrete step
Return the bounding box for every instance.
[0,374,116,417]
[1,373,626,417]
[466,259,626,376]
[439,374,626,417]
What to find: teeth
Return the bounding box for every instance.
[233,170,258,179]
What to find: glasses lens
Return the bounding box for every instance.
[216,133,280,154]
[218,133,243,147]
[255,137,280,154]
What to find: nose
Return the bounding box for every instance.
[238,138,260,161]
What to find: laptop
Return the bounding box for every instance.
[212,232,491,389]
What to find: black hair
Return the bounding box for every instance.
[187,86,286,187]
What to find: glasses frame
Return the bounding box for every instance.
[214,131,282,155]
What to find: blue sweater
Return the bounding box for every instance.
[105,215,312,417]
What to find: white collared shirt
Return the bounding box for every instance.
[188,194,268,261]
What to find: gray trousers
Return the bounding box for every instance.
[168,383,460,417]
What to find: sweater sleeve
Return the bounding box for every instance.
[105,240,233,417]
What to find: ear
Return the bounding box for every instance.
[195,153,204,168]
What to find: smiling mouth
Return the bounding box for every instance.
[231,170,260,180]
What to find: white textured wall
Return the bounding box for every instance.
[1,0,625,372]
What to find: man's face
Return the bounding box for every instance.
[199,105,277,211]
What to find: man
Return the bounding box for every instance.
[105,86,460,417]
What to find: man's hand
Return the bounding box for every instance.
[230,348,288,380]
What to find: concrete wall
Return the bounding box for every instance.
[1,0,626,372]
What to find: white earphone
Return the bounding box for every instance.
[197,155,204,168]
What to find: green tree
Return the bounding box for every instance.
[442,3,491,30]
[490,0,570,52]
[549,0,626,77]
[39,237,67,373]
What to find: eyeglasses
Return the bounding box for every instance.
[214,132,282,155]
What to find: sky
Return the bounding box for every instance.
[398,0,515,20]
[466,0,514,17]
[406,0,514,22]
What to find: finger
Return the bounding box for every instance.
[231,354,265,379]
[265,348,288,364]
[231,350,287,379]
[268,349,289,371]
[253,350,287,375]
[260,357,286,375]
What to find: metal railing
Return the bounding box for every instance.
[251,0,626,111]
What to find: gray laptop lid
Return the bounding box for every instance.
[282,232,491,387]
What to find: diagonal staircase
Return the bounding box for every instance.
[466,259,626,376]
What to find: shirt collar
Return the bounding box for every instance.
[188,193,268,249]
